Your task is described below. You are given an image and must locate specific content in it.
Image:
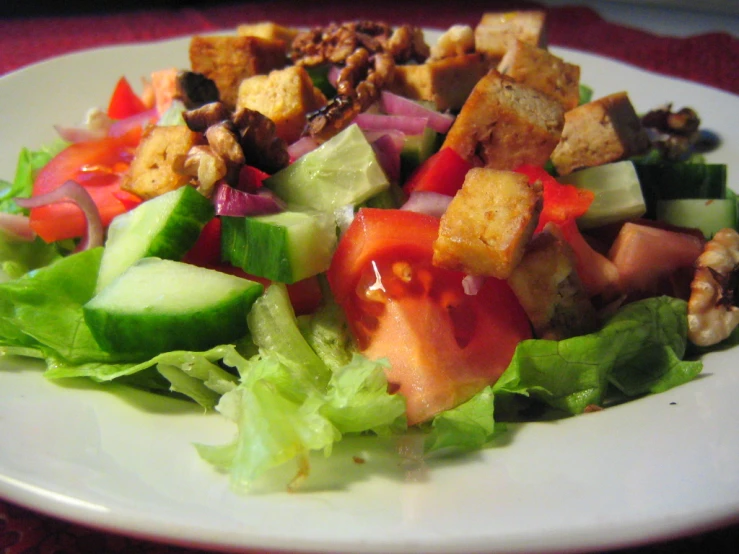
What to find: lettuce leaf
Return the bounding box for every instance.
[0,143,66,215]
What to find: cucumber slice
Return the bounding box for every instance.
[84,258,263,354]
[221,209,337,284]
[264,124,389,211]
[96,185,214,293]
[656,198,737,239]
[634,162,727,218]
[559,161,646,229]
[400,127,438,183]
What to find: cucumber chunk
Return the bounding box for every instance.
[84,258,263,354]
[221,210,337,284]
[400,127,438,183]
[559,161,646,229]
[96,185,214,293]
[656,198,737,239]
[264,124,389,211]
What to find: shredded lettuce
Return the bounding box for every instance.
[0,142,67,215]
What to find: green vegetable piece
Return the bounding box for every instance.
[264,124,389,211]
[84,258,263,355]
[96,185,214,293]
[220,209,336,284]
[400,126,438,182]
[657,198,737,239]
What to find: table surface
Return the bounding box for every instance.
[1,1,738,553]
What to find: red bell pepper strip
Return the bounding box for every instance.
[403,147,472,196]
[107,77,148,120]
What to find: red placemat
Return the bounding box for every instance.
[1,1,738,553]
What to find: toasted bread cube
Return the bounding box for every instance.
[237,66,327,144]
[497,39,580,110]
[429,24,476,60]
[433,168,542,278]
[551,92,651,175]
[442,70,564,170]
[237,21,298,47]
[189,35,287,109]
[507,223,598,340]
[387,53,488,112]
[475,10,548,62]
[120,126,202,200]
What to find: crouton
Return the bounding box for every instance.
[189,35,287,109]
[429,24,476,60]
[237,65,327,144]
[237,21,299,47]
[507,223,598,340]
[442,70,564,170]
[433,168,542,279]
[551,91,651,175]
[386,53,488,112]
[475,10,548,62]
[120,125,202,200]
[497,39,581,110]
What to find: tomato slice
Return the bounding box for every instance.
[107,76,147,120]
[29,131,141,243]
[328,208,532,424]
[403,147,472,196]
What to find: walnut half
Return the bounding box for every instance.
[687,228,739,346]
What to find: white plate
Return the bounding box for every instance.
[1,32,739,554]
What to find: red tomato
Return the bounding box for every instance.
[514,164,594,232]
[107,77,147,120]
[403,147,472,196]
[29,131,142,243]
[328,208,531,424]
[182,217,323,315]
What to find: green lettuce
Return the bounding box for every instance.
[0,143,66,215]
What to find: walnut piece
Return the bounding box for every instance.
[687,228,739,346]
[181,145,227,197]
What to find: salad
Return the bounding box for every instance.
[0,13,735,494]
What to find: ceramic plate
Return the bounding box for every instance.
[1,31,739,554]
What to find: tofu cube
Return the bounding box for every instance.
[120,126,202,200]
[507,224,598,340]
[442,70,564,170]
[237,65,327,144]
[497,39,581,110]
[475,10,548,62]
[237,21,299,47]
[551,91,651,175]
[433,168,542,279]
[189,35,287,109]
[387,53,488,111]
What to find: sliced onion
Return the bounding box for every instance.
[287,136,320,162]
[0,213,36,242]
[380,91,455,134]
[54,124,108,144]
[462,274,485,296]
[354,113,429,136]
[327,65,341,88]
[15,180,103,251]
[370,132,403,184]
[108,108,158,137]
[213,183,284,217]
[400,191,453,218]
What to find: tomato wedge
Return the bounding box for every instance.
[328,208,531,424]
[29,131,142,243]
[107,76,148,120]
[403,147,472,196]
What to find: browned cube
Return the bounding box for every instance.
[120,126,202,200]
[551,91,651,175]
[237,66,327,144]
[387,53,488,112]
[433,168,542,279]
[189,35,287,109]
[475,10,548,62]
[442,70,564,170]
[497,39,581,110]
[237,21,299,47]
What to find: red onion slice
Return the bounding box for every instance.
[0,213,36,242]
[400,191,453,218]
[380,91,455,134]
[370,132,403,184]
[108,108,158,137]
[462,274,485,296]
[287,136,320,162]
[54,124,108,144]
[15,180,103,251]
[327,65,341,88]
[354,113,429,136]
[213,183,284,217]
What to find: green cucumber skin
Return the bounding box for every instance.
[85,259,263,355]
[656,198,737,239]
[635,163,727,219]
[221,211,336,284]
[97,186,214,293]
[400,127,438,183]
